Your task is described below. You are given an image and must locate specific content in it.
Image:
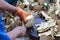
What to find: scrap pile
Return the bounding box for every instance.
[2,0,60,40]
[36,12,58,39]
[36,0,60,40]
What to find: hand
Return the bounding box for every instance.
[17,26,26,36]
[16,6,31,23]
[7,26,26,40]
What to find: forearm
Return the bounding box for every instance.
[0,0,17,12]
[7,27,21,40]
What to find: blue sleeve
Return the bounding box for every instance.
[0,32,10,40]
[0,13,10,40]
